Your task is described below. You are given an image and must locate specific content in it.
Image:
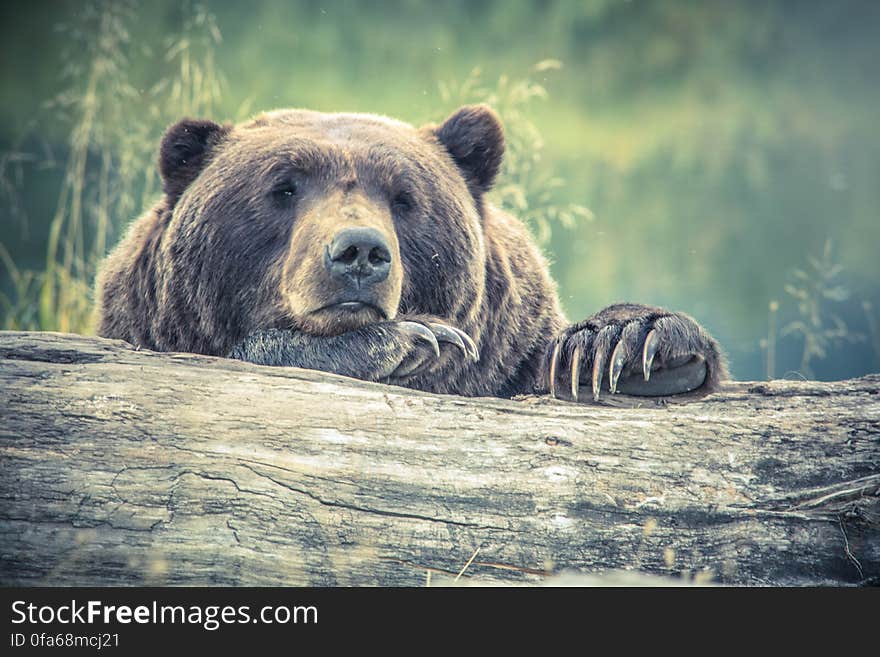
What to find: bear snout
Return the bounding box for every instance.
[278,191,404,335]
[324,226,392,289]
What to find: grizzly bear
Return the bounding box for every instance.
[95,105,726,400]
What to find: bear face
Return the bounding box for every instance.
[151,107,501,354]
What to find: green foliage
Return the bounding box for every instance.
[1,0,224,334]
[0,243,42,330]
[439,61,593,244]
[780,240,863,378]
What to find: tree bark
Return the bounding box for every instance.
[0,331,877,586]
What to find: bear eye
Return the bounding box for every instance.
[392,192,414,214]
[271,181,298,201]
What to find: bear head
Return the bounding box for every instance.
[156,105,505,351]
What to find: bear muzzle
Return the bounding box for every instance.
[306,226,396,323]
[281,193,404,335]
[324,226,392,289]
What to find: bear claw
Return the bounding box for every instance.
[397,320,479,373]
[642,329,660,382]
[398,321,441,358]
[548,339,562,399]
[429,323,480,362]
[591,346,607,402]
[609,341,627,394]
[570,345,582,401]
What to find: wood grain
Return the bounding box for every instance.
[1,331,877,586]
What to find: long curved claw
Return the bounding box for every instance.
[609,341,626,394]
[399,321,440,358]
[453,326,480,362]
[570,345,582,402]
[428,323,467,357]
[591,347,607,402]
[549,340,561,399]
[425,323,479,362]
[642,329,660,382]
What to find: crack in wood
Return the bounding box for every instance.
[238,463,513,532]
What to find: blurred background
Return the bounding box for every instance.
[1,0,878,381]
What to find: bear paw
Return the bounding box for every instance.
[547,307,721,401]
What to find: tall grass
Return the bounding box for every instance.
[0,0,223,334]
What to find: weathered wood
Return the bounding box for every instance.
[0,330,877,586]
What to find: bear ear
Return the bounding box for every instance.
[432,104,505,194]
[159,118,230,202]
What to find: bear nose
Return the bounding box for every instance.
[325,227,392,288]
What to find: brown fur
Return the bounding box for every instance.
[96,105,725,398]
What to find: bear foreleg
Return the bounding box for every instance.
[228,320,478,385]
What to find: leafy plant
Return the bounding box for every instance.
[780,239,863,378]
[439,61,593,244]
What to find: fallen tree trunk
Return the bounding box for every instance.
[0,331,877,586]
